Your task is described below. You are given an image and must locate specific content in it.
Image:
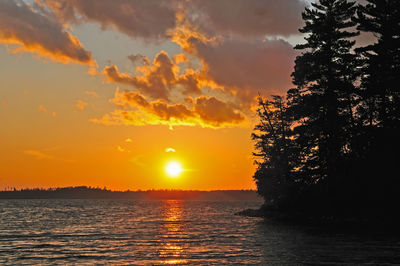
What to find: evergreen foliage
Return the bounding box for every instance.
[354,0,400,128]
[253,0,400,218]
[252,96,299,206]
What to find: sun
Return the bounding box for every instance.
[165,161,183,178]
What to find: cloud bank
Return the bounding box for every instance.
[2,0,311,128]
[37,0,177,40]
[0,0,93,64]
[181,0,305,38]
[92,89,245,128]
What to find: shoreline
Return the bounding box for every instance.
[235,206,400,230]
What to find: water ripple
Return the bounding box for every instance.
[0,199,399,264]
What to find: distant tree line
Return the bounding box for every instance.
[0,186,261,201]
[253,0,400,218]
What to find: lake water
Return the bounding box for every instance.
[0,200,399,265]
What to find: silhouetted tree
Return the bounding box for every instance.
[252,96,299,206]
[355,0,400,128]
[349,0,400,211]
[252,0,400,219]
[290,0,359,187]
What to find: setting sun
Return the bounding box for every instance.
[165,161,183,178]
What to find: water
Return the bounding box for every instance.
[0,200,399,265]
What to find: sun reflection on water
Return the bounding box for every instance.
[159,200,188,265]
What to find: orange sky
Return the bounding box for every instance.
[0,0,313,190]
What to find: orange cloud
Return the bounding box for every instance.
[104,51,202,100]
[173,53,189,64]
[101,44,284,126]
[39,104,56,117]
[24,150,54,160]
[0,0,93,65]
[171,29,298,104]
[85,91,99,97]
[92,89,245,128]
[39,104,48,113]
[76,100,88,110]
[117,146,130,153]
[24,149,73,162]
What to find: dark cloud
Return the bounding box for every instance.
[0,0,93,64]
[39,0,307,40]
[183,0,306,37]
[37,0,177,40]
[185,36,298,103]
[194,96,245,126]
[127,54,150,66]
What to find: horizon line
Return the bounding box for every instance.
[0,186,257,193]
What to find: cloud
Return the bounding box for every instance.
[34,0,302,97]
[37,0,177,40]
[181,0,305,38]
[30,0,303,101]
[38,104,48,113]
[194,95,246,125]
[100,37,295,126]
[24,149,73,162]
[0,0,94,65]
[191,37,297,102]
[39,0,306,40]
[165,148,176,153]
[128,54,151,66]
[38,104,56,117]
[91,89,245,128]
[117,145,131,153]
[32,0,305,127]
[171,28,297,103]
[104,51,202,101]
[85,90,99,97]
[130,154,147,167]
[173,53,189,64]
[76,100,88,110]
[24,150,54,160]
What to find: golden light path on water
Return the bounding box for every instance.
[1,200,398,264]
[159,200,187,264]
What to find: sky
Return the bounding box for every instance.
[0,0,331,190]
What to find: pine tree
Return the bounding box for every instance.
[352,0,400,211]
[252,0,400,218]
[291,0,359,186]
[355,0,400,128]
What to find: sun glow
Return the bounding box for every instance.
[165,161,183,178]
